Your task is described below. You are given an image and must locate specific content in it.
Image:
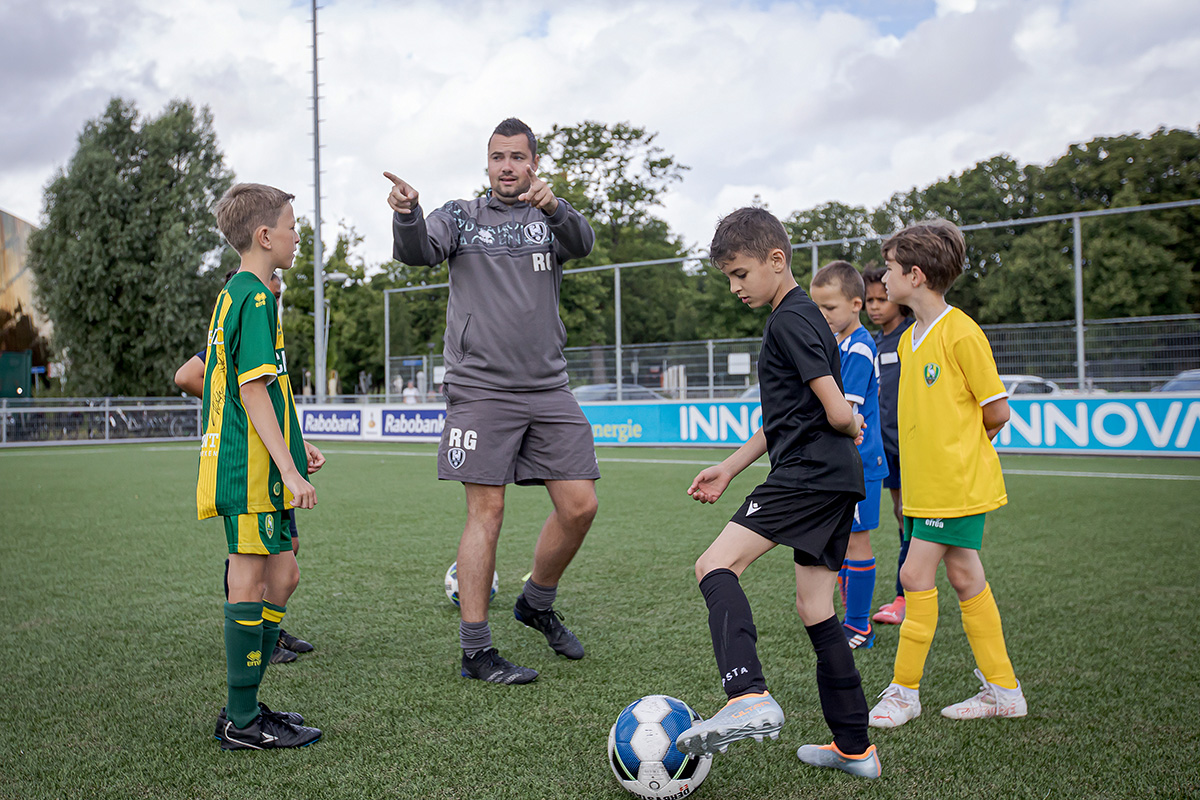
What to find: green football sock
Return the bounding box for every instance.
[224,601,264,728]
[260,601,287,682]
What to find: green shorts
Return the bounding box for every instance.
[903,513,986,550]
[223,510,292,555]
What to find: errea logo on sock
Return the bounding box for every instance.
[247,650,262,667]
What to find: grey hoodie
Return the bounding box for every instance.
[392,194,595,392]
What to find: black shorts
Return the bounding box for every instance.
[882,449,901,490]
[730,477,860,571]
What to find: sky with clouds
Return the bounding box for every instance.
[2,0,1198,267]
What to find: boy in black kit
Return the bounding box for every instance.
[675,208,880,779]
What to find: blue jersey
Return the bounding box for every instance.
[840,327,888,482]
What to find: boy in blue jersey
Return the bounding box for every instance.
[863,266,914,626]
[810,262,889,650]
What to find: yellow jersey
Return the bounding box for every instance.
[897,306,1007,518]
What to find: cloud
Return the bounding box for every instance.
[0,0,1197,267]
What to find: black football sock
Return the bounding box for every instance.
[805,614,871,755]
[700,568,768,700]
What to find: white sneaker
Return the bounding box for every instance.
[868,683,921,729]
[940,669,1027,720]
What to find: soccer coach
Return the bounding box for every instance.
[386,117,599,685]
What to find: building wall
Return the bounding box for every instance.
[1,207,51,359]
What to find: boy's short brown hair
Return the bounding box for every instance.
[214,183,295,253]
[811,260,865,304]
[880,218,966,294]
[710,207,792,269]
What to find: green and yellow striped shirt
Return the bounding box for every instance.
[196,272,306,520]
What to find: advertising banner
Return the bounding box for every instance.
[380,407,446,441]
[300,408,363,437]
[996,395,1200,456]
[294,395,1200,456]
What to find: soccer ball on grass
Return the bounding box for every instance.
[608,695,712,799]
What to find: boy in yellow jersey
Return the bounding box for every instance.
[868,219,1027,729]
[199,183,324,749]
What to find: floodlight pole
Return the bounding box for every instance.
[311,0,327,402]
[614,265,623,401]
[1072,215,1086,390]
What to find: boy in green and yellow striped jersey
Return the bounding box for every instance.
[199,183,324,750]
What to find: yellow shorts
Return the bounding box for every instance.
[223,510,292,555]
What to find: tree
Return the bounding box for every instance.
[538,121,693,348]
[27,97,232,396]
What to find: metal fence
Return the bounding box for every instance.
[382,197,1200,399]
[1,397,199,445]
[4,315,1196,444]
[383,313,1200,400]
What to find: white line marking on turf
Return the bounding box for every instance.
[313,449,1200,481]
[1003,468,1199,481]
[2,445,1197,482]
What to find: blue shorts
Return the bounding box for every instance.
[851,479,882,532]
[882,450,901,490]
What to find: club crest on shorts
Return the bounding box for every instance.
[448,447,466,469]
[265,515,275,538]
[923,362,941,387]
[523,220,549,244]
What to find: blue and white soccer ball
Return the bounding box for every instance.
[444,561,498,607]
[608,695,712,799]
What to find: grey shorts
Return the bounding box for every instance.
[437,383,601,486]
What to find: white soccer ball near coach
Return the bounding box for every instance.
[444,561,498,607]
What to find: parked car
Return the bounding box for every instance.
[739,385,760,400]
[1001,375,1061,395]
[571,383,665,402]
[1154,369,1200,392]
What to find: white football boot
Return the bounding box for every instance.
[868,683,921,729]
[940,669,1027,720]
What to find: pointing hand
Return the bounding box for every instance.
[384,171,419,214]
[518,164,559,216]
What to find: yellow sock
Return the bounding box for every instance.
[892,587,938,689]
[960,583,1018,690]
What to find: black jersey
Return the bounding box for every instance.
[757,287,865,497]
[873,317,914,458]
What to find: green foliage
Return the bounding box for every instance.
[26,97,232,396]
[542,121,695,346]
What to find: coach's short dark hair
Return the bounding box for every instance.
[491,118,537,156]
[880,219,966,294]
[214,183,294,253]
[710,207,792,269]
[862,265,912,317]
[812,260,865,304]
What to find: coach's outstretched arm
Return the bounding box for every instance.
[385,171,459,267]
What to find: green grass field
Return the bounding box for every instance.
[1,442,1198,800]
